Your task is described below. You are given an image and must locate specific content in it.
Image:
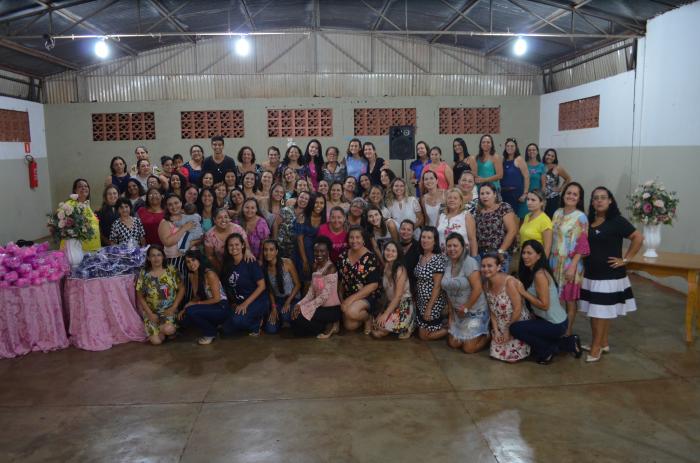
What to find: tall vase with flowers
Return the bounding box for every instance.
[47,194,97,267]
[627,180,679,258]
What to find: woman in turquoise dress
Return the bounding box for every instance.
[475,134,503,192]
[525,143,546,192]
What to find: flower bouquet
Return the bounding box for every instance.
[627,180,679,258]
[627,180,679,226]
[46,195,96,242]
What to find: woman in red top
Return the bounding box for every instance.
[317,206,348,264]
[138,187,165,245]
[422,146,453,191]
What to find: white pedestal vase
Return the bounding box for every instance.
[65,238,84,268]
[643,224,661,258]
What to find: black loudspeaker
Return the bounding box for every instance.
[389,125,415,160]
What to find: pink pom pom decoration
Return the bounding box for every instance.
[4,271,18,283]
[0,281,9,288]
[4,256,21,269]
[17,263,32,276]
[15,277,30,287]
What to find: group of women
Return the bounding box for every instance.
[64,134,643,364]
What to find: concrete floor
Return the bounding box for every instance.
[1,275,699,463]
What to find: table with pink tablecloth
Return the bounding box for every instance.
[64,274,146,351]
[0,281,69,359]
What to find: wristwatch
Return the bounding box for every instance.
[622,258,629,264]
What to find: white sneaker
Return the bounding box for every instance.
[197,336,215,345]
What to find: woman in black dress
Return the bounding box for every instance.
[579,187,643,362]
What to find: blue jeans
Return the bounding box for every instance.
[222,298,269,334]
[183,301,230,337]
[510,318,574,361]
[264,298,299,334]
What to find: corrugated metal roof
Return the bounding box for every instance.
[43,32,541,103]
[0,69,32,99]
[545,40,633,92]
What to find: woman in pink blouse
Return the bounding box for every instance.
[237,198,270,260]
[203,208,251,273]
[317,206,348,264]
[291,236,342,338]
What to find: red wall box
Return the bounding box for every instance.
[0,109,31,142]
[92,112,155,141]
[558,95,600,131]
[267,109,332,138]
[354,108,416,136]
[438,107,500,134]
[180,110,245,139]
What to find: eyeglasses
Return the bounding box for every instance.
[592,195,610,201]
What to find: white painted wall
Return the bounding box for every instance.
[539,70,635,149]
[0,96,53,243]
[538,1,700,293]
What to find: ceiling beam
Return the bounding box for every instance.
[507,0,568,34]
[0,0,94,24]
[34,0,138,56]
[149,0,195,43]
[541,36,633,69]
[523,0,645,34]
[0,37,80,69]
[240,0,257,31]
[430,0,483,44]
[484,0,595,56]
[144,0,192,34]
[55,0,120,35]
[371,0,394,31]
[361,0,403,31]
[0,62,44,80]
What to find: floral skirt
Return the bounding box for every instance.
[378,296,415,337]
[144,314,177,337]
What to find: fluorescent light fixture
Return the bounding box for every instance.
[234,36,251,57]
[513,36,527,56]
[94,39,110,59]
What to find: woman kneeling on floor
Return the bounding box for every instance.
[178,249,229,345]
[136,244,185,345]
[509,240,583,364]
[442,233,490,353]
[291,236,342,338]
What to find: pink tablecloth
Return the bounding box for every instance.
[0,281,69,359]
[64,274,146,351]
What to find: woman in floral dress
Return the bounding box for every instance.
[135,245,185,345]
[337,226,381,333]
[549,182,589,336]
[371,241,415,339]
[481,252,531,362]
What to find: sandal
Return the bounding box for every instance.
[197,336,215,345]
[317,322,339,340]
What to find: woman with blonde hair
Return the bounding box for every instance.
[436,188,477,256]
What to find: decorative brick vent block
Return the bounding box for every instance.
[354,108,416,136]
[438,107,500,134]
[558,95,600,131]
[0,109,31,142]
[267,109,333,138]
[92,112,155,141]
[180,110,245,139]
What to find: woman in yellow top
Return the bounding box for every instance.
[62,178,101,252]
[519,189,552,257]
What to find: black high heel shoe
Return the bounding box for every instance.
[572,334,583,359]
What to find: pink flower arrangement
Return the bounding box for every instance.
[47,199,96,242]
[627,180,679,226]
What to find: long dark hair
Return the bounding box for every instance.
[144,244,166,272]
[453,137,469,163]
[185,249,210,301]
[365,205,388,237]
[163,193,182,220]
[382,240,405,286]
[560,182,585,212]
[445,232,468,267]
[415,140,430,160]
[304,192,327,224]
[304,139,324,174]
[72,178,90,200]
[197,187,215,215]
[99,185,119,214]
[525,143,541,162]
[220,233,248,299]
[262,239,285,296]
[518,240,557,291]
[587,186,621,223]
[543,148,558,165]
[283,145,305,166]
[477,134,495,160]
[502,137,521,159]
[346,138,364,158]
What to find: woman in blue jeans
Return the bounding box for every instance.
[178,250,229,345]
[509,240,582,364]
[220,233,270,336]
